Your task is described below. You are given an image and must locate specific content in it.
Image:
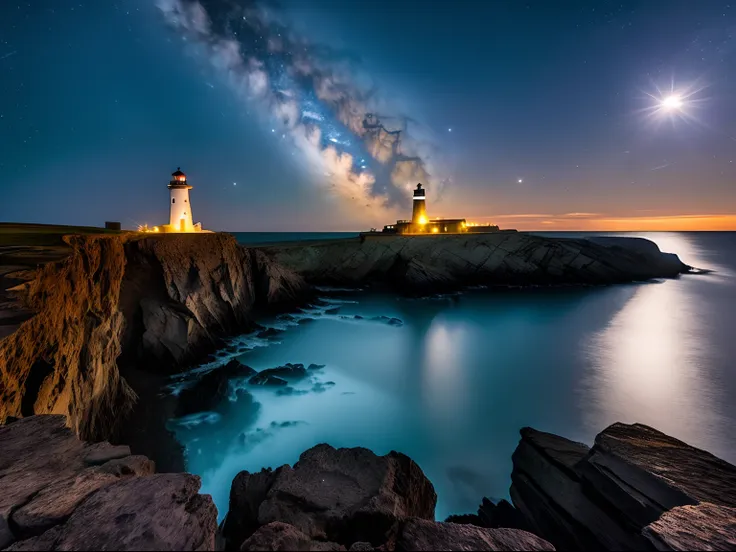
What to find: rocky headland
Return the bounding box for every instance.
[0,232,307,449]
[2,415,734,551]
[258,233,691,294]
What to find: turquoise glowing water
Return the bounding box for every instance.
[168,232,736,521]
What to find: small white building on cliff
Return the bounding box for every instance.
[138,168,208,234]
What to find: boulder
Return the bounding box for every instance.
[509,423,736,551]
[240,522,345,551]
[642,502,736,551]
[396,518,555,551]
[249,373,289,387]
[221,444,437,549]
[0,415,215,551]
[8,474,217,551]
[307,364,325,371]
[221,468,283,550]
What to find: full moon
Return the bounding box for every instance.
[661,95,683,111]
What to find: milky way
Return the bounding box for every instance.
[156,0,442,218]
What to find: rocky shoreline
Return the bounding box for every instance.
[259,233,691,294]
[2,415,734,551]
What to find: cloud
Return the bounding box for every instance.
[156,0,439,224]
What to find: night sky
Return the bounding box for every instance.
[2,0,735,231]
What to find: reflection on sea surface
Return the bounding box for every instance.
[168,232,736,521]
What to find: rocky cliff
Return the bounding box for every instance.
[260,233,690,293]
[455,422,736,551]
[0,233,307,443]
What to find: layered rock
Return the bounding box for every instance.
[0,415,216,551]
[259,233,690,294]
[397,519,554,552]
[0,233,306,443]
[220,443,554,552]
[508,423,736,551]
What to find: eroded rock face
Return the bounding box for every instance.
[509,423,736,551]
[260,233,689,294]
[0,233,307,443]
[222,444,438,550]
[397,518,555,551]
[642,503,736,551]
[240,522,346,551]
[0,415,216,551]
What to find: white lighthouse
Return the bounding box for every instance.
[168,168,194,232]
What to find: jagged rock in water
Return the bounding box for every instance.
[175,361,256,417]
[259,233,690,294]
[257,364,308,380]
[307,363,325,371]
[240,522,346,551]
[642,502,736,551]
[0,415,215,551]
[397,518,555,551]
[509,423,736,551]
[221,444,437,549]
[248,373,289,387]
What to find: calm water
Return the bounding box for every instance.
[167,232,736,521]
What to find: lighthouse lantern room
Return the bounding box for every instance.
[168,168,194,233]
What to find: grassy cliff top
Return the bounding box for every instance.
[0,223,128,247]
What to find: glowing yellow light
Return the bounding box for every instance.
[431,227,439,233]
[153,226,160,232]
[661,95,683,111]
[418,215,427,225]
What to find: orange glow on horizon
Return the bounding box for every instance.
[471,213,736,231]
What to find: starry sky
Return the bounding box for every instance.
[1,0,735,231]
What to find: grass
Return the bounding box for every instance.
[0,222,128,247]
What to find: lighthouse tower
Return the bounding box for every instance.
[411,183,428,227]
[168,168,194,233]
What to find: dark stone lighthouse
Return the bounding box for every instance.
[412,183,428,228]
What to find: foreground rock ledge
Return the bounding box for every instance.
[221,442,553,552]
[0,415,216,551]
[506,422,736,551]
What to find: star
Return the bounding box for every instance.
[518,178,523,183]
[233,182,237,186]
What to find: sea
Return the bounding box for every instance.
[165,231,736,521]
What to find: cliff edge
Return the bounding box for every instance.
[0,233,307,443]
[260,233,690,293]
